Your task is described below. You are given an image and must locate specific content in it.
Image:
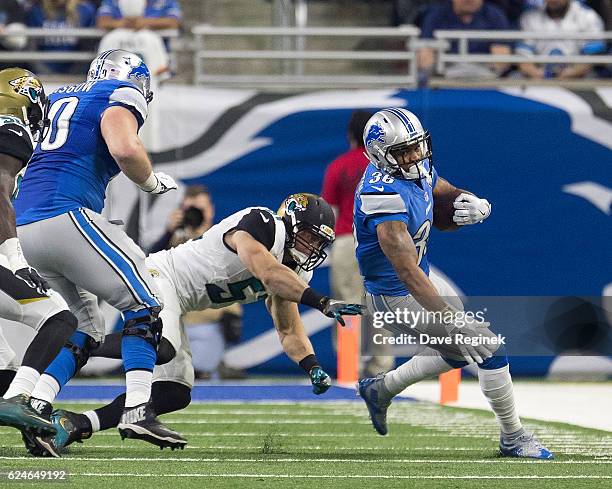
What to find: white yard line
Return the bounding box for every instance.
[0,456,608,464]
[74,473,612,479]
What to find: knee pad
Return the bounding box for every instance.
[65,334,99,371]
[155,338,176,365]
[122,307,163,350]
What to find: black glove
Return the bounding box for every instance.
[14,266,49,295]
[320,298,366,327]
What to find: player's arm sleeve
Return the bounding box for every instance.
[235,209,277,251]
[0,125,33,166]
[360,192,410,228]
[107,86,148,128]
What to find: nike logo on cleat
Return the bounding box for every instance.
[121,406,146,424]
[260,212,270,223]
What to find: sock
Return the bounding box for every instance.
[94,382,191,431]
[94,393,126,431]
[383,348,456,396]
[478,364,523,435]
[121,335,156,373]
[124,370,153,408]
[82,410,99,433]
[0,370,16,397]
[28,397,52,418]
[30,374,61,404]
[122,333,156,408]
[39,330,90,400]
[3,366,39,399]
[151,381,191,415]
[21,310,77,373]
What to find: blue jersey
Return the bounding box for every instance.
[354,162,438,296]
[14,79,148,225]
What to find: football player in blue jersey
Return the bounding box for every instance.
[12,50,185,449]
[0,68,78,438]
[354,108,553,459]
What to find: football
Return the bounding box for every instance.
[433,188,463,231]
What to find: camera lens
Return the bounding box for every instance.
[182,206,204,228]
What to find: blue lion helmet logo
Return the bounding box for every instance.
[365,122,385,149]
[128,61,150,83]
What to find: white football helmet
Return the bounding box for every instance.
[363,108,433,181]
[87,49,153,103]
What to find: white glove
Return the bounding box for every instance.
[138,172,178,195]
[440,305,496,364]
[453,193,491,225]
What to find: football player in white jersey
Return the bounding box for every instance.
[25,193,365,456]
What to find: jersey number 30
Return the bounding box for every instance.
[40,97,79,151]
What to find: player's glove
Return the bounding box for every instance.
[453,193,491,225]
[0,237,49,294]
[309,366,332,395]
[321,299,366,327]
[440,305,496,364]
[14,267,50,295]
[139,172,178,195]
[300,288,366,327]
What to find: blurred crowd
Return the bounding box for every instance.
[0,0,181,74]
[395,0,611,80]
[1,0,610,80]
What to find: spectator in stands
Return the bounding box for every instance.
[96,0,181,31]
[0,0,28,69]
[26,0,97,74]
[488,0,526,26]
[321,110,395,377]
[392,0,436,26]
[517,0,606,79]
[418,0,512,81]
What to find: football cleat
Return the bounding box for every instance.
[357,374,393,436]
[51,409,92,450]
[499,431,554,459]
[21,428,60,458]
[0,394,56,436]
[24,409,93,457]
[118,401,187,450]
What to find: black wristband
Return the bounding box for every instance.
[300,287,327,312]
[299,354,319,373]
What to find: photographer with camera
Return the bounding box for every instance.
[149,185,214,253]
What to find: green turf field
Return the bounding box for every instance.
[1,400,610,488]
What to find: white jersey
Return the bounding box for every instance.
[517,1,604,56]
[147,207,313,314]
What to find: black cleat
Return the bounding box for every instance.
[23,409,93,458]
[0,394,56,436]
[117,402,187,450]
